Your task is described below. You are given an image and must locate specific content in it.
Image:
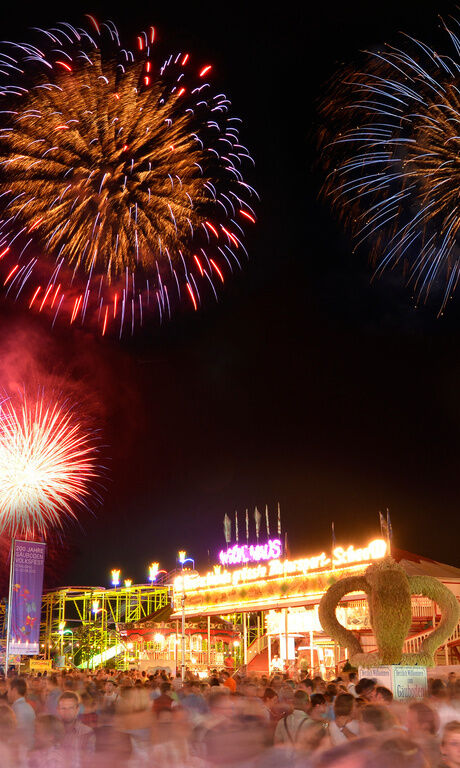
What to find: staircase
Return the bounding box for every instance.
[403,620,460,664]
[246,634,271,673]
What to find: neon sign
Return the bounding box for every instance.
[219,539,282,566]
[174,539,388,595]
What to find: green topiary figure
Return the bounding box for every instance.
[318,557,460,667]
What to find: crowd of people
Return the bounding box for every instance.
[0,666,458,767]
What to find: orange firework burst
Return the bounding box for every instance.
[0,391,99,538]
[0,17,257,336]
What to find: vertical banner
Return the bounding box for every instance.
[9,540,46,656]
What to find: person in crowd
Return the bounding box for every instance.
[324,683,338,720]
[180,680,208,721]
[115,684,152,757]
[0,703,20,766]
[440,722,460,768]
[347,671,358,697]
[29,714,65,768]
[101,678,119,711]
[44,675,62,715]
[57,691,95,761]
[360,704,396,737]
[0,677,8,703]
[309,693,328,722]
[79,691,99,729]
[406,701,440,767]
[430,680,459,731]
[7,676,36,749]
[375,686,394,705]
[329,692,360,745]
[313,676,327,694]
[261,687,279,723]
[153,681,175,714]
[364,736,431,768]
[313,737,376,768]
[355,677,376,702]
[203,712,269,767]
[220,670,236,693]
[274,689,311,745]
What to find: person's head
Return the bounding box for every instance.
[262,687,278,706]
[244,681,257,698]
[334,692,355,720]
[7,677,26,703]
[46,675,59,691]
[204,714,268,765]
[62,676,76,692]
[360,704,395,735]
[313,675,326,693]
[292,689,309,712]
[117,684,150,714]
[355,678,376,701]
[80,691,96,713]
[35,714,64,749]
[159,681,171,695]
[105,680,117,696]
[314,737,375,768]
[57,691,80,725]
[310,693,327,719]
[429,678,446,699]
[375,686,393,705]
[406,702,439,737]
[441,722,460,768]
[325,683,338,702]
[348,672,357,683]
[364,737,430,768]
[208,689,234,719]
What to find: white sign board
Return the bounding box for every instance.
[359,666,393,690]
[359,665,427,701]
[392,666,428,700]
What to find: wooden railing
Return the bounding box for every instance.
[402,620,460,656]
[247,634,268,664]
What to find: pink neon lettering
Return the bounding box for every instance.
[218,539,283,566]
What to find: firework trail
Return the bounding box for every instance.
[0,16,257,335]
[320,19,460,314]
[0,391,100,538]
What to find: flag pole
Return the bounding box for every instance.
[331,522,336,571]
[386,508,392,554]
[5,539,15,677]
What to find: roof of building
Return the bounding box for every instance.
[393,547,460,581]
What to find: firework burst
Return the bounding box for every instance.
[0,391,99,538]
[320,19,460,314]
[0,17,257,335]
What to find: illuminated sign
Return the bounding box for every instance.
[219,539,282,566]
[174,539,387,595]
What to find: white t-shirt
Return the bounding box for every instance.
[329,719,360,746]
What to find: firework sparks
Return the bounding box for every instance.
[0,392,99,538]
[0,18,257,335]
[320,20,460,314]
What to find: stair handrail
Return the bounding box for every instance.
[247,633,269,664]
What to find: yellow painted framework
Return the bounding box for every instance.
[41,584,170,664]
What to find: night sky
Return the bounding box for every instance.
[0,1,458,589]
